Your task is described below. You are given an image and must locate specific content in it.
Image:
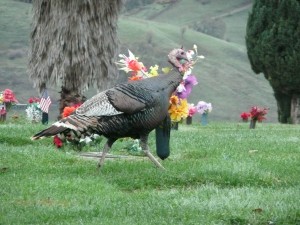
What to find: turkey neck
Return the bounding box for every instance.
[137,68,183,97]
[158,69,183,95]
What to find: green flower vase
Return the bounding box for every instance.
[201,113,208,126]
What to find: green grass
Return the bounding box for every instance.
[1,120,300,224]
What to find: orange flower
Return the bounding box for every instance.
[129,75,143,81]
[62,106,76,118]
[169,95,179,105]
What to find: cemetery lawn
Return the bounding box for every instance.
[0,121,299,225]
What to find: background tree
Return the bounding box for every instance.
[246,0,300,124]
[28,0,123,116]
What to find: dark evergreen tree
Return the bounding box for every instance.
[246,0,300,124]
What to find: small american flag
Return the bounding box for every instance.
[40,89,52,113]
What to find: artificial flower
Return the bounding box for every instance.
[169,95,179,105]
[176,82,186,93]
[25,104,42,122]
[196,101,212,115]
[249,106,268,122]
[188,103,197,117]
[28,97,40,104]
[129,74,143,81]
[176,75,198,99]
[168,98,189,122]
[62,106,77,118]
[240,112,250,121]
[186,50,195,61]
[162,67,171,74]
[117,50,146,74]
[128,60,143,71]
[149,65,159,77]
[53,135,63,148]
[0,106,6,115]
[62,103,82,118]
[3,89,18,103]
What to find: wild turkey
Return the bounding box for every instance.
[31,48,190,169]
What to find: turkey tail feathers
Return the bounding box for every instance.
[31,116,81,140]
[31,125,68,140]
[31,114,97,140]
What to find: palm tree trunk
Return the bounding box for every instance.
[29,0,123,115]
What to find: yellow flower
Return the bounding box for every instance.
[162,67,171,74]
[0,94,3,104]
[149,65,159,77]
[168,98,189,122]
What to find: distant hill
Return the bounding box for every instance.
[0,0,278,122]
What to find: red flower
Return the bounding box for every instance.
[240,112,250,121]
[53,135,63,148]
[128,60,142,71]
[249,106,268,122]
[28,98,34,104]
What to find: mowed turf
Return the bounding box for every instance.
[0,120,299,224]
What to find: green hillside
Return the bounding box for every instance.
[0,0,278,122]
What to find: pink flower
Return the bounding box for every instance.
[188,104,197,117]
[3,89,18,103]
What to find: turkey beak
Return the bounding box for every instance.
[178,53,190,63]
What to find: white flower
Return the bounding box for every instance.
[182,68,192,80]
[176,83,186,93]
[25,105,42,122]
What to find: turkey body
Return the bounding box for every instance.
[32,48,188,169]
[91,73,180,140]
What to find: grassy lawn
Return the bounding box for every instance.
[0,119,299,225]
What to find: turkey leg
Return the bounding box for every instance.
[98,138,116,168]
[140,135,165,170]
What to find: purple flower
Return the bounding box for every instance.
[196,101,212,114]
[176,75,198,99]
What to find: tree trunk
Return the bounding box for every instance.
[274,91,291,123]
[291,94,300,124]
[29,0,123,112]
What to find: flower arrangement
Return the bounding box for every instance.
[117,45,203,123]
[249,106,268,122]
[240,106,269,129]
[0,89,18,110]
[196,101,212,115]
[241,106,268,122]
[0,89,18,121]
[25,97,42,123]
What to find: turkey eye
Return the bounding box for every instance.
[181,52,184,55]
